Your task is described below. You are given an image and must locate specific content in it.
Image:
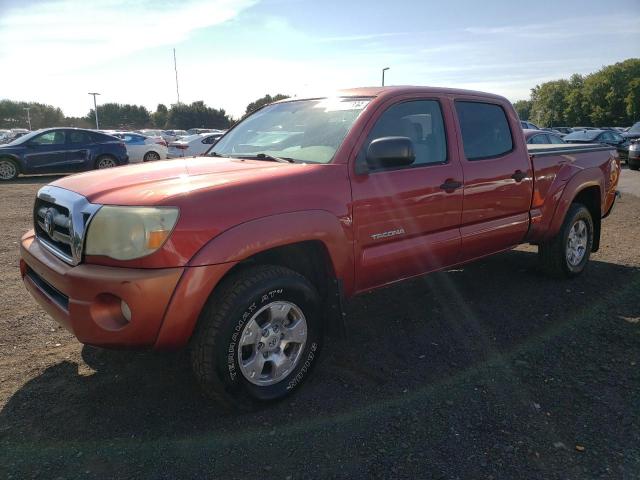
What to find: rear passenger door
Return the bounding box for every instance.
[454,99,533,262]
[351,97,463,292]
[66,130,93,171]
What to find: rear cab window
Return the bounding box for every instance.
[455,101,513,160]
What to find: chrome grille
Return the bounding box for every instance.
[33,186,101,265]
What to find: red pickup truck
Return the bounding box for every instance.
[20,87,620,407]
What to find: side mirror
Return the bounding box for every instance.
[365,136,415,170]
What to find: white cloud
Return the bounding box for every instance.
[0,0,257,73]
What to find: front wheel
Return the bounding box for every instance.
[538,203,594,278]
[191,265,323,408]
[0,158,18,181]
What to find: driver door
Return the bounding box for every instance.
[23,130,68,173]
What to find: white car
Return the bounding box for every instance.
[167,132,223,158]
[162,129,189,143]
[114,132,168,163]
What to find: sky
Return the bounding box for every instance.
[1,0,639,119]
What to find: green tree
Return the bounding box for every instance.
[152,104,169,129]
[513,100,532,121]
[0,100,64,129]
[530,80,570,127]
[165,101,232,130]
[86,103,151,130]
[245,94,289,116]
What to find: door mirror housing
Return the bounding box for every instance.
[365,136,415,171]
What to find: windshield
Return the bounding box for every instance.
[211,97,371,163]
[564,130,600,141]
[629,122,640,134]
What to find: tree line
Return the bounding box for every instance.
[0,94,289,131]
[514,58,640,127]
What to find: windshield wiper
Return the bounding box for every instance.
[252,153,296,163]
[208,151,229,158]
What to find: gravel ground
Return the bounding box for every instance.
[1,170,639,480]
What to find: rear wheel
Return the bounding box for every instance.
[143,151,161,162]
[628,157,640,171]
[538,203,594,278]
[95,155,118,169]
[0,158,18,181]
[191,265,323,409]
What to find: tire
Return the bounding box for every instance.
[191,265,323,409]
[538,203,594,278]
[0,158,19,181]
[143,151,161,162]
[95,155,118,169]
[628,157,640,171]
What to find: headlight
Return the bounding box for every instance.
[85,206,179,260]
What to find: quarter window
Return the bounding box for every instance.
[455,101,513,160]
[365,100,447,168]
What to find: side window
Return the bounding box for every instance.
[455,101,513,160]
[548,134,565,144]
[600,132,612,142]
[528,134,548,144]
[365,100,447,168]
[68,130,91,144]
[31,130,65,145]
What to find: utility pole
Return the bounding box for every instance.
[174,48,180,104]
[382,67,390,86]
[23,107,32,130]
[88,92,100,129]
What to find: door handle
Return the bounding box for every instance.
[511,170,527,182]
[439,180,463,191]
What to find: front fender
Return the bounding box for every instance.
[187,209,355,295]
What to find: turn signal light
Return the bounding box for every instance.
[147,230,171,249]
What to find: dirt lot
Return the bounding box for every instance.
[1,172,639,480]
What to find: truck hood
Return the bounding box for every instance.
[52,156,297,205]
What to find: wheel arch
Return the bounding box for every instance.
[0,155,22,173]
[543,168,604,251]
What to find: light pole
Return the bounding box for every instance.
[88,92,101,129]
[382,67,390,86]
[23,107,32,130]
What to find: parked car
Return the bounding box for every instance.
[0,128,128,181]
[19,87,620,406]
[0,128,30,145]
[186,128,222,135]
[563,129,629,159]
[136,129,165,137]
[112,132,168,163]
[162,129,189,143]
[540,127,565,137]
[167,132,223,158]
[524,129,566,145]
[627,141,639,170]
[622,121,640,141]
[520,120,539,130]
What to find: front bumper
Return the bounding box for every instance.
[20,231,235,349]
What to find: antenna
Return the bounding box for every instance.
[174,48,180,105]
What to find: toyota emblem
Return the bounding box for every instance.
[43,209,56,237]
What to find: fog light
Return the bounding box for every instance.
[121,300,132,322]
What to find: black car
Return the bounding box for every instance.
[563,129,630,159]
[0,128,129,181]
[622,121,640,141]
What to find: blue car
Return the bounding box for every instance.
[0,128,128,181]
